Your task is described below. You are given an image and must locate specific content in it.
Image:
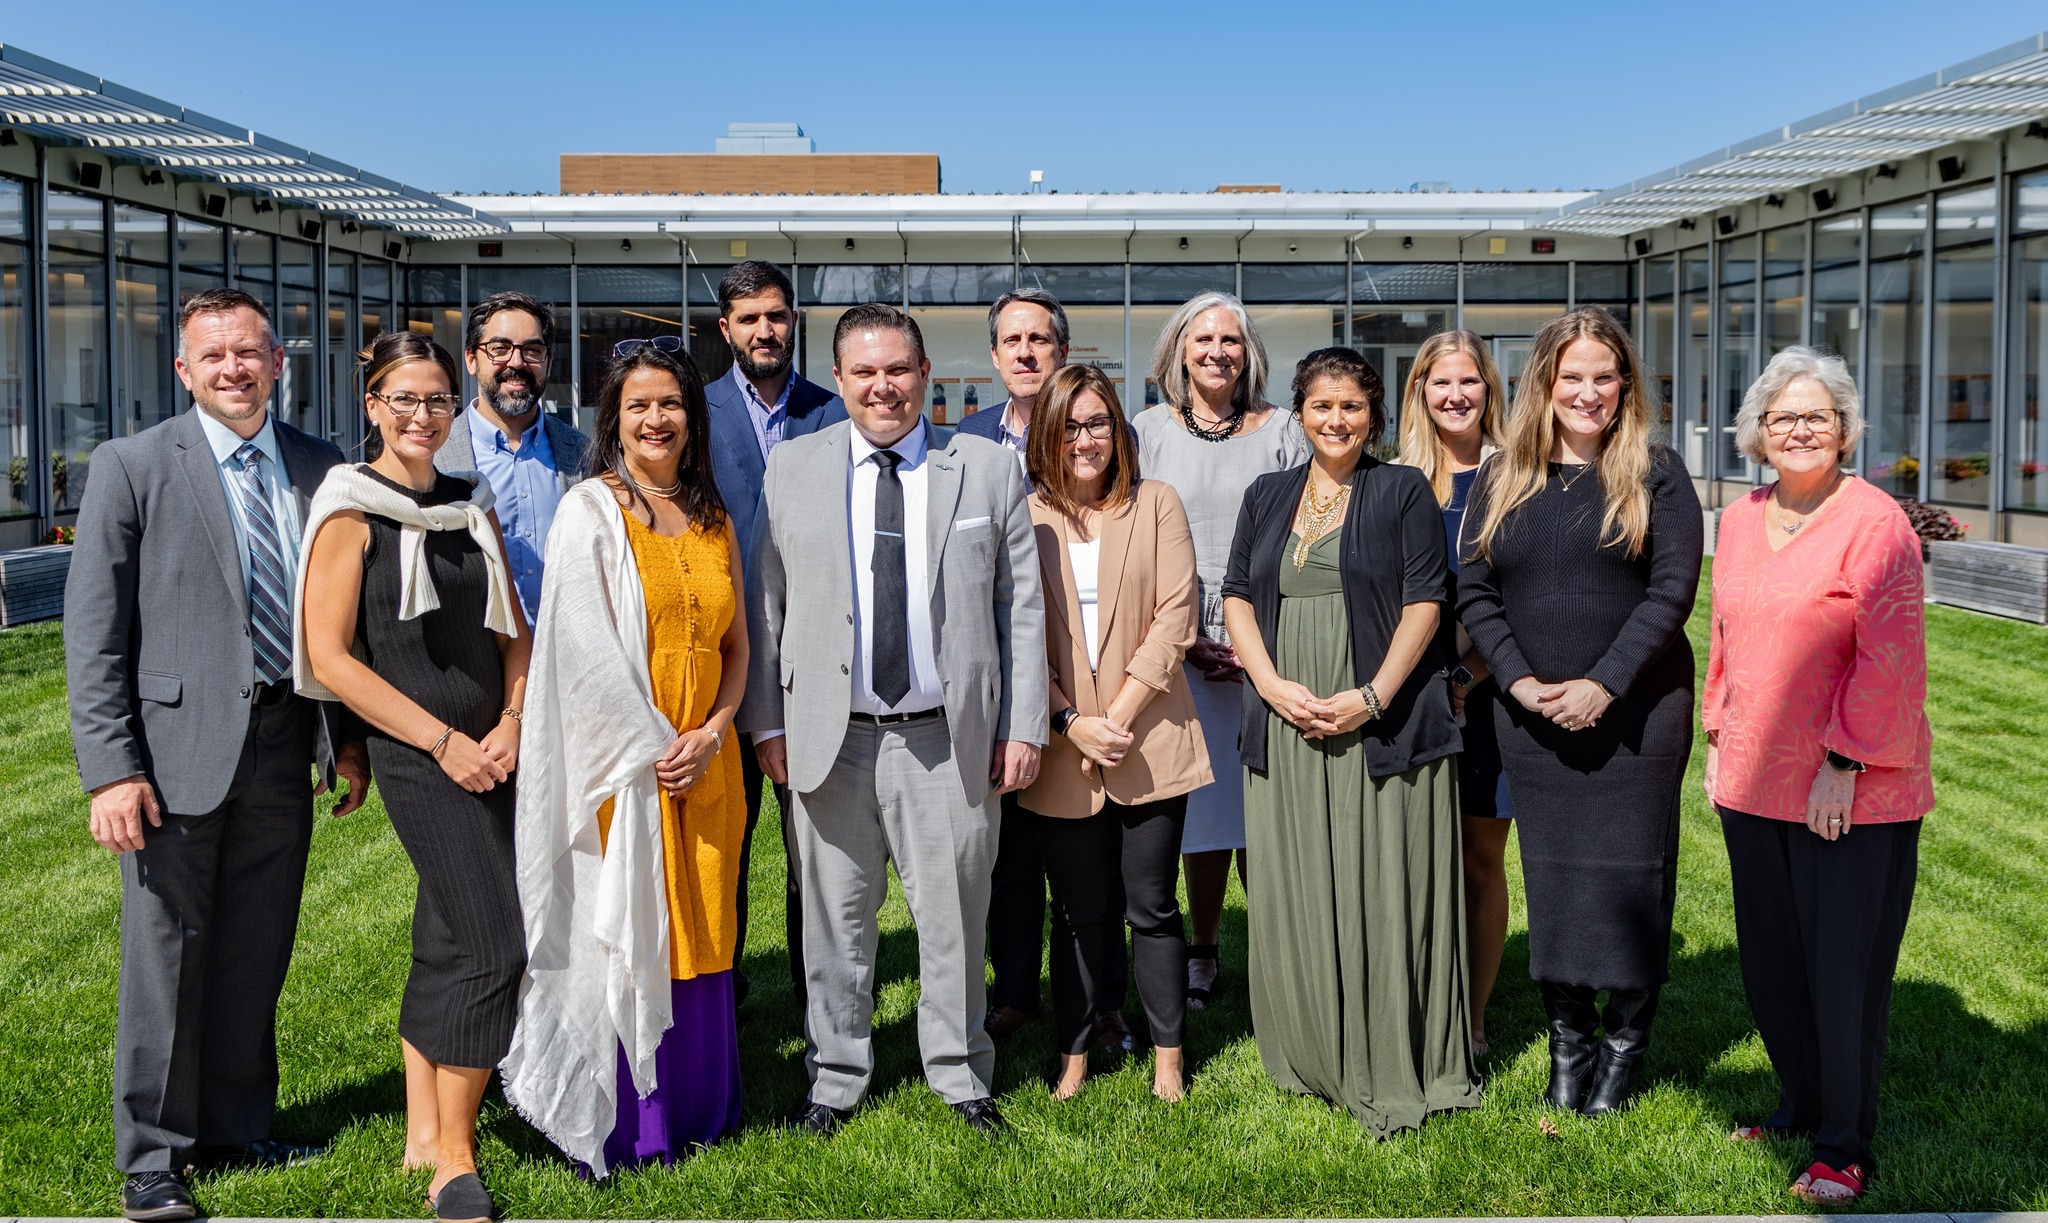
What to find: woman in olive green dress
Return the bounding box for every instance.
[1221,347,1476,1136]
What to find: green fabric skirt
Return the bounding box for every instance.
[1243,531,1479,1137]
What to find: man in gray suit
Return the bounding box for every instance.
[65,289,370,1221]
[436,290,588,628]
[746,303,1046,1136]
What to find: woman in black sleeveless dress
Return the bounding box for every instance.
[300,332,530,1222]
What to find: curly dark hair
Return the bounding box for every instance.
[586,345,726,532]
[1290,346,1386,451]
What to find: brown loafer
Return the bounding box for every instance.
[983,1004,1041,1040]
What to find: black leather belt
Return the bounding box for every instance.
[253,679,297,706]
[850,707,944,726]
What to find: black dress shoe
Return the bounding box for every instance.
[199,1138,328,1169]
[950,1096,1008,1134]
[122,1171,195,1222]
[1539,981,1600,1112]
[792,1101,851,1135]
[430,1171,497,1223]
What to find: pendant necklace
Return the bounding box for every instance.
[1293,479,1350,570]
[1774,472,1842,534]
[1556,459,1597,494]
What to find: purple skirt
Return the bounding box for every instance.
[598,971,742,1171]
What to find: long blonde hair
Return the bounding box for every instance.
[1397,330,1506,507]
[1469,308,1659,561]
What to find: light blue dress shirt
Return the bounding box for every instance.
[195,409,303,597]
[727,364,790,461]
[467,407,561,626]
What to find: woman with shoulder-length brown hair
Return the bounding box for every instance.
[1020,364,1211,1103]
[1455,307,1704,1119]
[1396,330,1515,1061]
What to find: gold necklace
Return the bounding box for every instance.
[1556,459,1597,493]
[1772,472,1842,534]
[1293,480,1350,570]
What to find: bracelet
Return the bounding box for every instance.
[1360,683,1384,721]
[428,725,455,759]
[501,707,523,722]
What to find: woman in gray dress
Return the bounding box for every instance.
[1222,347,1474,1136]
[1131,291,1307,1009]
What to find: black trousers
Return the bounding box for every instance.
[1720,807,1921,1175]
[1033,795,1189,1053]
[987,792,1047,1014]
[736,736,805,1006]
[114,689,315,1173]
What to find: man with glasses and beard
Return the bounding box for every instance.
[701,260,846,1008]
[436,291,589,628]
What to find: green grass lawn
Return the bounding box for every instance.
[3,573,2046,1218]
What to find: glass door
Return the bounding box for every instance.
[1492,337,1535,415]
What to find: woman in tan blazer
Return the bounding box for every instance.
[1020,364,1213,1104]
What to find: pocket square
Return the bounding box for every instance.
[954,516,993,531]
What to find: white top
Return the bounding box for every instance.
[1069,536,1102,673]
[847,420,944,715]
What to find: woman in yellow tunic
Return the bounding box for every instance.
[580,341,750,1166]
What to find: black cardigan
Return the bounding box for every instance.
[1221,457,1462,777]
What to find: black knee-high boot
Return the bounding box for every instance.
[1540,981,1600,1111]
[1581,986,1660,1117]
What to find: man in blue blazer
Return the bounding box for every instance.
[704,260,846,1007]
[951,288,1069,482]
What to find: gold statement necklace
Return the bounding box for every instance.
[1294,479,1350,570]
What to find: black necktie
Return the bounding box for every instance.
[870,449,910,706]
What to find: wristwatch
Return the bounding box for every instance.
[1051,708,1080,737]
[1825,750,1867,773]
[1449,665,1475,690]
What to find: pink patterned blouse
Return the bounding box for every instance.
[1703,476,1934,823]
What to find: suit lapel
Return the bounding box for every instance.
[437,411,471,474]
[815,423,855,615]
[1095,494,1138,645]
[274,422,324,515]
[925,444,964,594]
[174,411,250,611]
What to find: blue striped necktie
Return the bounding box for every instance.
[233,443,294,684]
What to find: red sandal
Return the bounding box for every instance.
[1790,1160,1865,1204]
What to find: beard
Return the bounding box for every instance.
[732,340,792,383]
[483,369,541,420]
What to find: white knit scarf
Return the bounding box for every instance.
[291,463,518,701]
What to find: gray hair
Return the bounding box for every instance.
[1147,291,1269,413]
[1735,346,1864,464]
[987,288,1070,349]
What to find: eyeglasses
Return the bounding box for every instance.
[1763,408,1839,436]
[1063,416,1116,441]
[613,335,684,358]
[475,339,551,366]
[371,391,461,419]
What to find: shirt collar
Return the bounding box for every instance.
[469,405,550,459]
[849,418,929,470]
[196,407,282,472]
[730,363,792,414]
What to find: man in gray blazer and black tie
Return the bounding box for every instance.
[65,290,370,1221]
[745,303,1046,1136]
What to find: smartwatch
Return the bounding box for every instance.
[1825,750,1867,773]
[1051,708,1080,738]
[1449,665,1475,689]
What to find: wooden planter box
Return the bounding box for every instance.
[1926,539,2048,624]
[0,544,71,627]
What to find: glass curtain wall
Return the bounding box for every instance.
[576,264,685,409]
[468,266,573,416]
[47,189,108,512]
[684,264,732,383]
[328,248,358,448]
[1812,214,1863,390]
[909,264,1013,424]
[175,218,225,305]
[277,239,318,436]
[1130,265,1234,408]
[235,229,274,315]
[1931,185,1996,506]
[2009,171,2048,512]
[1351,263,1456,426]
[1717,235,1760,482]
[1576,262,1635,331]
[1677,251,1711,476]
[1,178,30,517]
[1640,259,1677,439]
[1867,199,1927,497]
[113,205,173,436]
[406,267,464,357]
[799,265,903,392]
[1242,264,1345,422]
[1018,264,1127,409]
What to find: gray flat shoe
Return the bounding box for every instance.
[430,1172,496,1223]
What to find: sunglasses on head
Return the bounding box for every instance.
[613,335,685,358]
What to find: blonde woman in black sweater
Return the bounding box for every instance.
[1455,308,1702,1118]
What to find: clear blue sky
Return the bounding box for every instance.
[4,2,2043,197]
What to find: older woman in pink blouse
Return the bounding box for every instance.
[1703,346,1933,1207]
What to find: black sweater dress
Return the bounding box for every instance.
[1454,446,1703,991]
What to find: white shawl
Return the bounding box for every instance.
[291,463,518,701]
[499,479,676,1179]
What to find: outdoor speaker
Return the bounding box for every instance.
[203,194,226,218]
[76,162,102,190]
[299,218,324,241]
[1716,215,1737,236]
[1812,188,1837,212]
[1938,155,1966,183]
[385,241,404,260]
[1633,237,1652,256]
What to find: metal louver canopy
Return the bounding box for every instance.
[1546,32,2048,236]
[0,44,508,240]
